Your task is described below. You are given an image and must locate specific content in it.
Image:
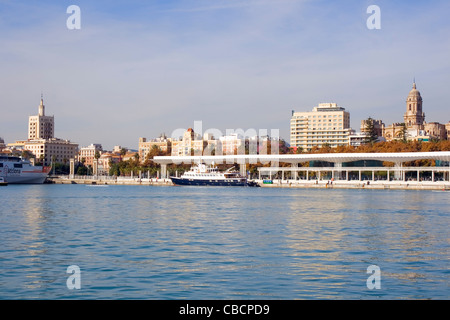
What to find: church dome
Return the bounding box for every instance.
[407,82,422,101]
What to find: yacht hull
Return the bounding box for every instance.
[171,177,247,187]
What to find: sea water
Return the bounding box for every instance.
[0,184,448,299]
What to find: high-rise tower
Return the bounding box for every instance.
[28,96,55,140]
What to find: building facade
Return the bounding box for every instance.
[360,119,385,138]
[28,97,54,140]
[79,143,103,166]
[290,103,351,150]
[24,138,78,166]
[171,128,207,156]
[138,135,172,160]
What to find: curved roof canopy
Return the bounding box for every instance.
[153,151,450,165]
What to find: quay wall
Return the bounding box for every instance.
[258,180,450,191]
[47,177,450,190]
[48,177,173,186]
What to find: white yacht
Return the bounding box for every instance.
[170,162,247,186]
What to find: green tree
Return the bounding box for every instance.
[76,165,88,175]
[364,117,378,144]
[399,123,408,143]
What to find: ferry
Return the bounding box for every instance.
[170,162,248,186]
[0,155,51,184]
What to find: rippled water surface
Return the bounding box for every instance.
[0,184,448,299]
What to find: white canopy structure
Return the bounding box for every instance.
[153,151,450,180]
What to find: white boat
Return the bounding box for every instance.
[0,155,51,184]
[0,176,7,186]
[170,162,248,186]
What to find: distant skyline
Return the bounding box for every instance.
[1,0,449,150]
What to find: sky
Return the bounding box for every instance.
[1,0,449,150]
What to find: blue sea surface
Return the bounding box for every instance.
[0,184,448,299]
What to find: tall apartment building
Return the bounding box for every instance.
[28,97,54,140]
[290,103,351,150]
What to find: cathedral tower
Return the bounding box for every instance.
[403,81,425,129]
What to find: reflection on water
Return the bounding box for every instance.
[0,185,448,299]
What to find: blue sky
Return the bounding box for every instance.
[1,0,449,149]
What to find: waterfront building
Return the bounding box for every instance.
[220,133,244,155]
[290,103,352,150]
[121,151,139,162]
[202,133,222,156]
[97,152,121,175]
[28,97,54,140]
[78,143,103,166]
[169,129,262,157]
[23,138,78,166]
[138,135,171,160]
[171,128,207,156]
[348,131,368,147]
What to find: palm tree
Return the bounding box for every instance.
[51,155,57,175]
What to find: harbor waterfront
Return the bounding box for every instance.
[48,175,450,191]
[45,151,450,190]
[0,184,449,299]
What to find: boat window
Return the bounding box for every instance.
[14,164,23,168]
[0,163,3,167]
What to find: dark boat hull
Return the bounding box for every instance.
[171,177,247,187]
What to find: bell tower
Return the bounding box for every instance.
[404,80,424,129]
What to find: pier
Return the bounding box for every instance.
[48,175,173,186]
[50,151,450,190]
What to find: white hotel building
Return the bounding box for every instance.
[290,103,352,150]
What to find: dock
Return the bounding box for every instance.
[47,176,173,186]
[47,176,450,190]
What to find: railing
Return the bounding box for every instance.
[52,175,171,182]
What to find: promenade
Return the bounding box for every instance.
[48,175,450,190]
[48,175,173,186]
[258,179,450,191]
